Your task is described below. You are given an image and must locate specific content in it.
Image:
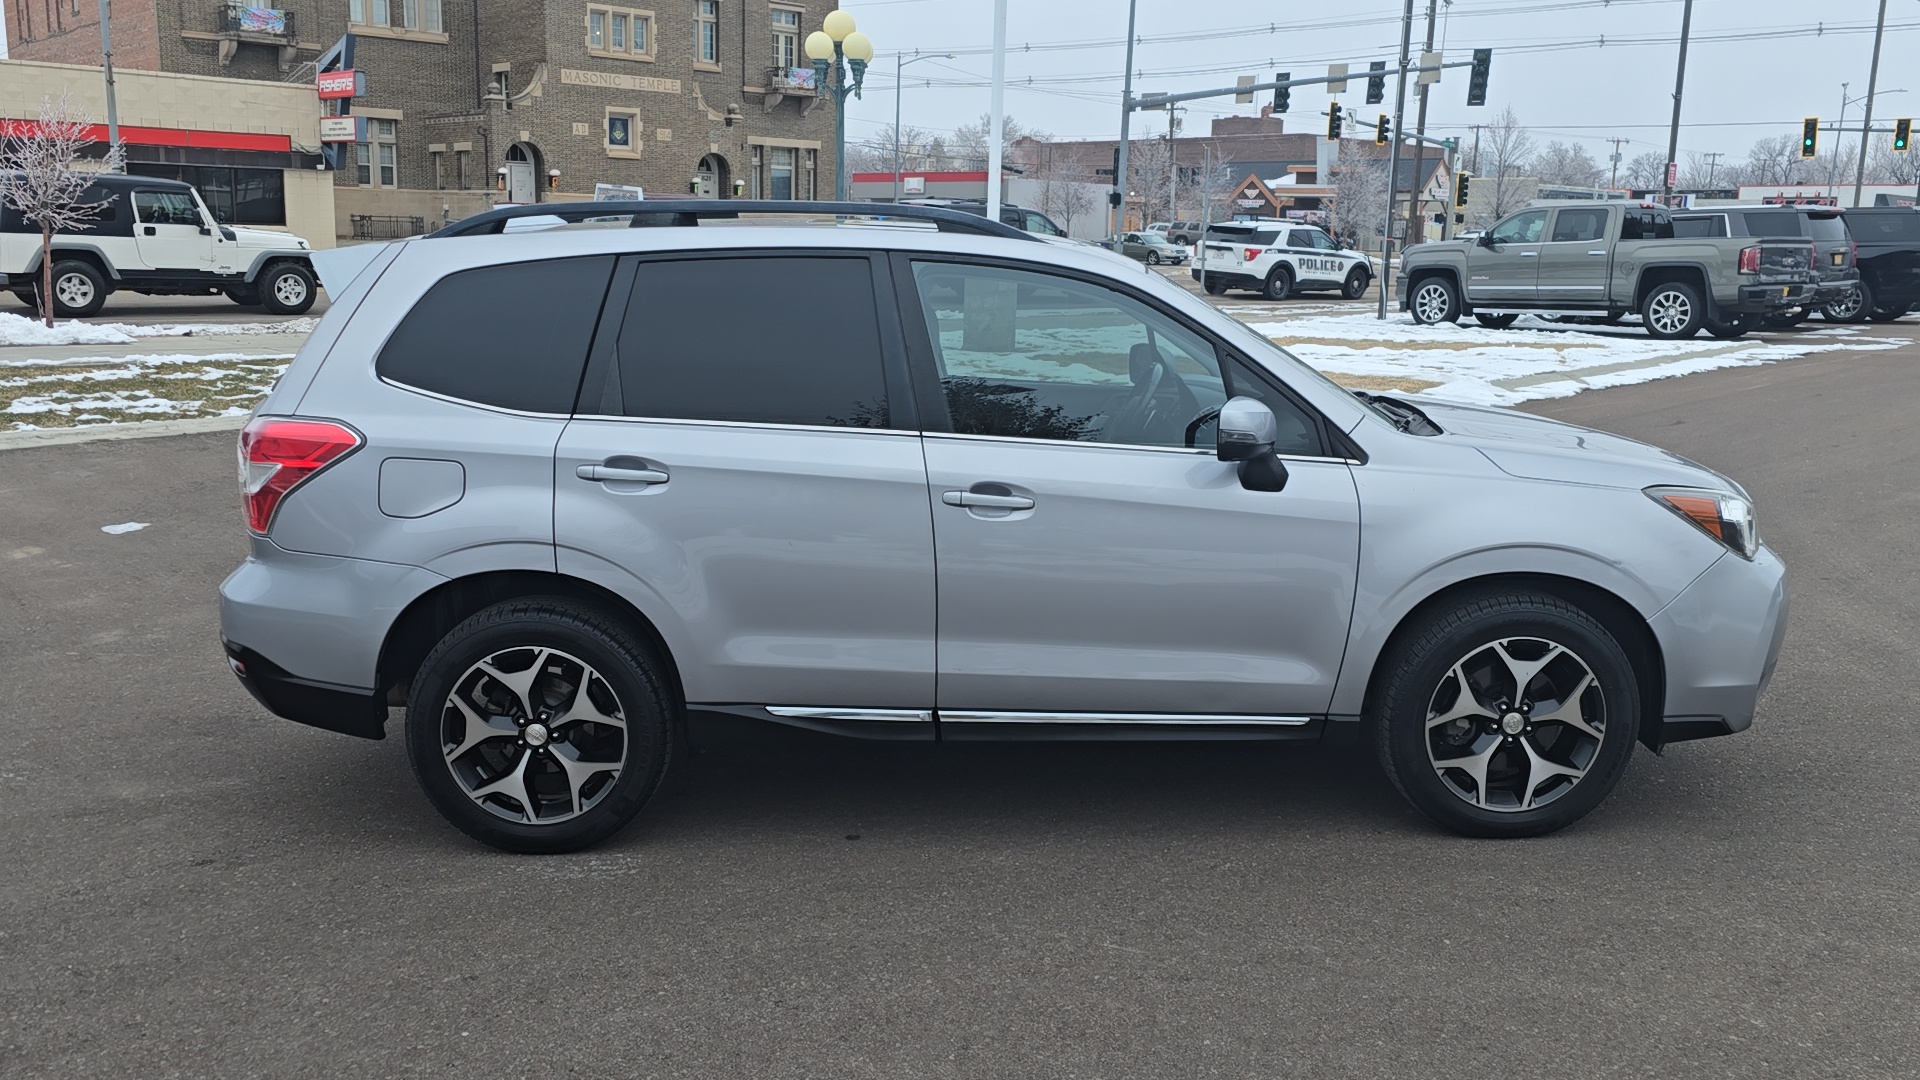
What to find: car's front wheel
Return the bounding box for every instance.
[1642,281,1704,339]
[1474,313,1519,330]
[1146,251,1162,265]
[1408,275,1461,325]
[406,600,677,853]
[1371,590,1640,838]
[258,262,317,316]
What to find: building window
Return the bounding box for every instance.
[771,7,800,70]
[770,146,795,200]
[696,1,719,65]
[431,151,445,190]
[588,5,653,59]
[356,119,398,187]
[350,0,442,30]
[804,148,816,199]
[605,109,641,159]
[455,150,470,189]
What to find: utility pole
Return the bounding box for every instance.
[1853,0,1889,207]
[1830,83,1850,198]
[1378,0,1415,320]
[1112,0,1139,237]
[1402,0,1439,250]
[1468,125,1484,174]
[1606,137,1629,189]
[98,0,122,164]
[1701,151,1722,188]
[1662,0,1694,202]
[986,0,1007,222]
[1167,104,1183,221]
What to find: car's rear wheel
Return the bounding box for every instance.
[1371,591,1640,838]
[406,600,676,853]
[1641,281,1704,339]
[1409,276,1461,325]
[1764,307,1809,329]
[1202,276,1228,296]
[1821,282,1871,324]
[42,260,108,318]
[1263,265,1294,301]
[12,289,38,310]
[258,261,317,316]
[1474,313,1519,330]
[1342,267,1371,300]
[1866,303,1911,323]
[1706,314,1752,339]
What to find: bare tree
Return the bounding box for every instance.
[1034,145,1097,234]
[1680,150,1730,190]
[1123,135,1175,227]
[1194,146,1234,223]
[1534,141,1604,187]
[1473,107,1537,224]
[845,123,940,176]
[0,94,123,328]
[1622,151,1667,190]
[1866,140,1920,187]
[1330,158,1390,251]
[1738,134,1809,187]
[951,113,1048,171]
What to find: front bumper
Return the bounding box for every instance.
[1646,543,1789,748]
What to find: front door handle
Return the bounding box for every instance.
[1519,251,1539,258]
[576,464,669,484]
[942,490,1034,510]
[143,225,156,236]
[1587,250,1607,256]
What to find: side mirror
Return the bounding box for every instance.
[1216,396,1289,492]
[1476,232,1495,248]
[199,224,212,235]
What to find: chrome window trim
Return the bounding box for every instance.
[568,413,919,437]
[765,707,932,723]
[375,376,574,419]
[922,430,1358,465]
[940,711,1312,727]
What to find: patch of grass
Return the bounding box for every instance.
[1320,373,1443,394]
[0,356,289,431]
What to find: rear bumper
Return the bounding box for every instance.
[1192,268,1257,287]
[223,641,389,740]
[1730,282,1815,313]
[1813,271,1862,301]
[1646,544,1789,747]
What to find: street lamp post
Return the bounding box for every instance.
[893,51,953,203]
[806,9,872,202]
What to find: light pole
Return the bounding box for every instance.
[1852,0,1889,207]
[892,51,952,203]
[805,9,872,202]
[1829,83,1851,198]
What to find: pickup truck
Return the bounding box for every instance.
[1,172,318,319]
[1836,206,1920,323]
[1397,201,1815,339]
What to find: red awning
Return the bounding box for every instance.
[0,119,293,154]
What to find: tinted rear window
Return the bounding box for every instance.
[1672,216,1727,238]
[1742,211,1803,237]
[1806,215,1849,241]
[376,256,615,413]
[615,256,892,428]
[1849,211,1920,242]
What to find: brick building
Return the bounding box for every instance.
[6,1,841,237]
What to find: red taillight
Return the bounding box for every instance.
[1243,247,1261,261]
[1738,245,1761,274]
[238,417,361,533]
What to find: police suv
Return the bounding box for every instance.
[1192,219,1373,301]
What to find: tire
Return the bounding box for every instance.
[1705,315,1751,340]
[1474,313,1519,330]
[224,285,262,307]
[406,599,677,853]
[1641,280,1704,339]
[1263,265,1294,301]
[41,260,108,318]
[1370,590,1641,838]
[1600,311,1627,325]
[1763,307,1809,329]
[1408,275,1462,325]
[1342,267,1370,300]
[1820,282,1871,324]
[1147,251,1162,265]
[257,261,317,316]
[1866,304,1910,323]
[12,289,38,310]
[1203,276,1228,296]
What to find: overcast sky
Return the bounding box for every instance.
[842,0,1920,168]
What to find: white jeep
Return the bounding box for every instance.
[1,172,318,318]
[1192,220,1373,301]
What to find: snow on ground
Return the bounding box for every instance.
[0,351,293,430]
[1246,312,1911,406]
[0,312,317,347]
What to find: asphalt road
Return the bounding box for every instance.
[2,288,331,325]
[4,332,1919,1078]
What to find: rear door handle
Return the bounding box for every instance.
[1587,250,1607,256]
[1519,251,1539,258]
[576,464,669,484]
[942,490,1034,510]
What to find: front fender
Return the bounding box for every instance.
[243,250,314,282]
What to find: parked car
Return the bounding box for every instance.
[1398,202,1815,339]
[899,198,1068,238]
[1167,220,1208,245]
[1193,221,1373,300]
[220,199,1787,853]
[0,173,319,318]
[1834,206,1920,322]
[1113,230,1190,265]
[1670,205,1859,326]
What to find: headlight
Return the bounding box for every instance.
[1646,486,1758,558]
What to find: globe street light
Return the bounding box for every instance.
[806,9,871,201]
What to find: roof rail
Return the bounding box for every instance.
[426,199,1039,241]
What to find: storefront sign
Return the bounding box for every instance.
[318,69,365,99]
[560,68,681,95]
[319,115,366,143]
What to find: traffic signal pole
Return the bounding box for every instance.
[1378,0,1416,321]
[1112,0,1139,237]
[1853,0,1889,208]
[1402,0,1439,253]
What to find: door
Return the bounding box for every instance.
[1534,206,1613,307]
[1287,228,1345,286]
[1466,208,1547,305]
[131,189,214,271]
[505,160,536,204]
[554,253,937,715]
[896,257,1361,719]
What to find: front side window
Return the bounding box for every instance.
[1550,208,1609,243]
[133,190,201,227]
[614,257,892,428]
[697,1,719,63]
[907,262,1320,454]
[771,7,800,69]
[1025,211,1062,236]
[1489,210,1547,245]
[377,257,616,414]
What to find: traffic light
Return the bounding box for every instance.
[1375,115,1391,145]
[1896,118,1912,153]
[1365,61,1387,105]
[1273,73,1290,114]
[1801,118,1819,158]
[1326,102,1342,142]
[1454,172,1471,209]
[1465,48,1492,107]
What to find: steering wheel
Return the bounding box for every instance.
[1108,349,1202,445]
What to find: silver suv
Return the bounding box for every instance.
[220,200,1788,853]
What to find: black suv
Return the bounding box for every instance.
[1672,205,1858,325]
[1837,207,1920,322]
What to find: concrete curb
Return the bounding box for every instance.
[0,414,247,452]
